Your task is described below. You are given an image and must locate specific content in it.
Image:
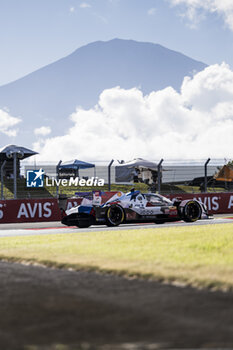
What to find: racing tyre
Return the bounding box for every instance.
[106,204,125,227]
[183,201,201,223]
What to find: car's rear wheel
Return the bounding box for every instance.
[183,201,201,222]
[106,205,125,227]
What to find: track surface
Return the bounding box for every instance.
[0,215,232,237]
[0,216,233,349]
[0,261,233,349]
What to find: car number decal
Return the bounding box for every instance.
[139,209,154,215]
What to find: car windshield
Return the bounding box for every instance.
[144,194,173,205]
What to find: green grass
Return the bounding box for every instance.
[55,182,149,196]
[1,224,233,291]
[0,181,15,199]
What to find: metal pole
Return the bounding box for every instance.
[13,153,17,199]
[204,158,211,193]
[157,159,164,194]
[108,159,114,191]
[56,160,62,198]
[1,161,6,200]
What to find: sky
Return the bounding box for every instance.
[34,63,233,161]
[1,0,233,86]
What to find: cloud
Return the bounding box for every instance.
[0,109,21,137]
[169,0,233,30]
[148,8,156,16]
[80,2,91,8]
[95,14,108,23]
[34,126,51,137]
[69,6,75,13]
[34,63,233,161]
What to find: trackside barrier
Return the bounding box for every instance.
[0,192,232,224]
[0,199,60,223]
[0,192,118,224]
[166,193,233,215]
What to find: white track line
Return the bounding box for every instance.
[0,218,232,237]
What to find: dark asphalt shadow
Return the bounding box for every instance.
[0,261,233,349]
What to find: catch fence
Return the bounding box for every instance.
[0,158,232,200]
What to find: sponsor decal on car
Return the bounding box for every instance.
[169,206,178,216]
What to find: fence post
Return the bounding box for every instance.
[56,160,62,198]
[204,158,210,193]
[108,159,114,191]
[1,161,6,200]
[13,153,17,199]
[157,159,164,194]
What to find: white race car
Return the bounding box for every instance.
[61,189,209,228]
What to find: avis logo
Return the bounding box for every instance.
[26,169,45,188]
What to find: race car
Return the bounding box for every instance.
[61,189,209,228]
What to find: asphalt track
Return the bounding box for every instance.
[0,214,232,237]
[0,216,233,349]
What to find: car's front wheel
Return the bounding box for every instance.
[106,204,125,227]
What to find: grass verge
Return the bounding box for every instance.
[0,224,233,291]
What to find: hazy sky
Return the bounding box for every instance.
[1,0,233,86]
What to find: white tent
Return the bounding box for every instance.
[115,158,158,182]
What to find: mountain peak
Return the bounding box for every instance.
[0,39,207,146]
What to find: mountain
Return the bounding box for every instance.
[0,38,207,146]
